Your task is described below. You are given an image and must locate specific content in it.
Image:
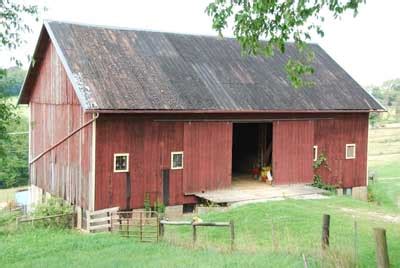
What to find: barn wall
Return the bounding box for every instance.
[272,114,369,187]
[94,118,232,210]
[314,113,369,188]
[29,41,93,209]
[272,120,315,184]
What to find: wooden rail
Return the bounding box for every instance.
[159,219,235,250]
[16,212,75,228]
[86,207,119,232]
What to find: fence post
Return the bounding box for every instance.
[192,224,197,247]
[230,220,235,251]
[321,214,330,250]
[374,228,390,268]
[159,220,164,239]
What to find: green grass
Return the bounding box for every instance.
[0,228,305,268]
[1,197,399,267]
[368,126,400,209]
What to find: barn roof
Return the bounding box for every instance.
[19,21,384,112]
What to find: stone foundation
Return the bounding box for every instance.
[352,186,368,201]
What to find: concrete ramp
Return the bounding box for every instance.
[193,180,329,205]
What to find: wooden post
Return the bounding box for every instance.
[159,219,164,239]
[230,220,235,251]
[321,214,330,250]
[374,228,390,268]
[192,224,197,247]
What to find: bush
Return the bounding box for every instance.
[311,175,337,193]
[31,197,73,228]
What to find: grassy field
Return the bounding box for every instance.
[1,197,399,267]
[368,126,400,209]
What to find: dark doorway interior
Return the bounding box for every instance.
[232,123,273,176]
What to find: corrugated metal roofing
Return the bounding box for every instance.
[19,21,384,111]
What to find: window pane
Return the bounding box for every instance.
[115,155,127,170]
[173,153,183,168]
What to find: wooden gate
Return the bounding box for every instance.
[111,211,160,242]
[272,120,314,184]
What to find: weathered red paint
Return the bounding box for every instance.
[314,114,369,187]
[29,41,93,209]
[183,122,232,193]
[272,120,315,184]
[94,119,232,210]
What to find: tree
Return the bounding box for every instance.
[206,0,365,88]
[0,0,39,156]
[1,0,40,75]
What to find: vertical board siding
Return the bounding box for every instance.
[95,119,232,210]
[314,114,369,187]
[272,120,314,184]
[95,119,185,210]
[183,122,232,194]
[30,42,92,209]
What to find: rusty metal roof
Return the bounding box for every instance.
[19,21,384,112]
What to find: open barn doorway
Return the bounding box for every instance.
[232,123,273,185]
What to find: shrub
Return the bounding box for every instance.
[31,197,73,228]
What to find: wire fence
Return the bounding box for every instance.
[161,213,399,267]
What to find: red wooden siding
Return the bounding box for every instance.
[314,114,369,187]
[29,42,93,209]
[94,119,232,210]
[272,120,314,184]
[183,122,232,193]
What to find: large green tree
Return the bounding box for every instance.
[0,0,40,187]
[206,0,365,87]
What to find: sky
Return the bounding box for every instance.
[1,0,399,87]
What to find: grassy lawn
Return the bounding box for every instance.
[1,196,399,267]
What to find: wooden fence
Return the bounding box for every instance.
[16,212,75,228]
[111,210,160,242]
[159,219,235,250]
[86,207,119,232]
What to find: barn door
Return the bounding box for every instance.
[272,120,314,184]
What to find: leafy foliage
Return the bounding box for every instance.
[206,0,365,88]
[31,197,73,228]
[0,0,40,70]
[0,67,26,95]
[0,96,28,189]
[368,78,400,124]
[312,153,336,192]
[144,193,151,212]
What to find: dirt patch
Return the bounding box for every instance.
[340,207,400,224]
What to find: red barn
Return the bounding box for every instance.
[19,21,383,215]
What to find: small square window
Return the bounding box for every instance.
[345,144,356,159]
[114,153,129,172]
[313,145,318,161]
[171,152,184,170]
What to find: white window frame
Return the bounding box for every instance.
[345,144,356,159]
[313,145,318,161]
[171,151,184,170]
[113,153,129,173]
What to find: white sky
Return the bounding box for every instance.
[1,0,399,87]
